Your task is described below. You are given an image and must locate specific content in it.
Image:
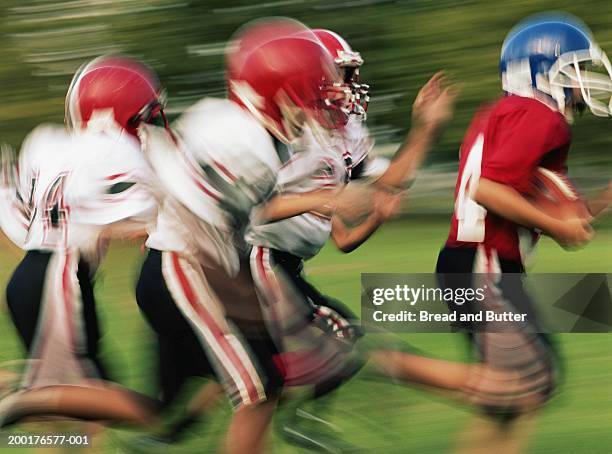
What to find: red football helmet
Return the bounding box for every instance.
[65,55,168,137]
[312,29,369,119]
[226,19,350,143]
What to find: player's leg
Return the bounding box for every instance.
[454,411,538,454]
[135,248,224,442]
[76,259,109,381]
[0,383,158,427]
[436,245,558,452]
[250,246,363,388]
[135,249,285,445]
[6,250,108,386]
[160,249,282,453]
[136,248,214,408]
[438,246,557,409]
[1,250,161,427]
[2,250,47,400]
[225,398,277,454]
[5,250,50,352]
[258,247,512,397]
[250,246,365,451]
[224,318,283,454]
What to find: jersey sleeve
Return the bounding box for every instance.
[276,150,321,190]
[69,140,156,226]
[0,145,29,247]
[480,106,570,193]
[144,100,280,226]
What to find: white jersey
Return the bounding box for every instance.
[246,118,376,259]
[143,98,282,275]
[0,125,155,268]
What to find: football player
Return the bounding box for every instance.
[245,28,443,388]
[134,18,373,454]
[0,55,166,427]
[245,29,537,450]
[437,12,612,452]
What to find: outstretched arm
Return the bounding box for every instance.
[376,72,457,190]
[256,184,395,227]
[257,73,453,226]
[254,189,337,224]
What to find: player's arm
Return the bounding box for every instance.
[256,181,396,225]
[254,189,336,223]
[331,190,403,252]
[331,214,381,253]
[586,180,612,218]
[475,178,593,248]
[0,144,29,248]
[375,72,456,190]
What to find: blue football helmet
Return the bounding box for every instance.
[501,13,612,117]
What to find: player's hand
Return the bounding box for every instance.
[411,72,458,130]
[333,183,377,226]
[373,189,404,222]
[550,217,594,249]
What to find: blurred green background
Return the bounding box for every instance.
[1,0,611,170]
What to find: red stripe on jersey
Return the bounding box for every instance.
[192,176,221,202]
[256,246,269,289]
[105,173,128,181]
[61,252,81,375]
[170,252,259,403]
[214,161,238,182]
[182,155,222,203]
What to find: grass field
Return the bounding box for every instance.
[1,217,611,453]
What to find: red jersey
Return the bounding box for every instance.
[446,95,571,263]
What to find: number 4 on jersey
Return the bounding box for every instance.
[455,134,487,242]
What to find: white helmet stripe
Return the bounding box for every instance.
[324,30,353,55]
[65,61,90,129]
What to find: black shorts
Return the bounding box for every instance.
[136,249,283,409]
[436,246,539,329]
[5,250,108,383]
